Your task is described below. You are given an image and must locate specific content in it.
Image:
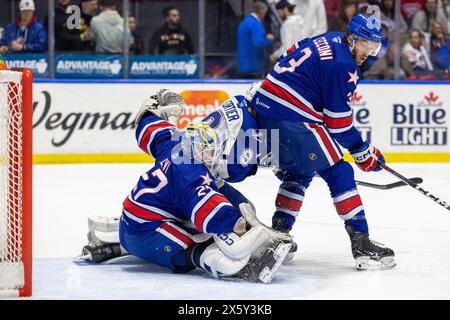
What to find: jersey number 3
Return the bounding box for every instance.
[274,48,312,74]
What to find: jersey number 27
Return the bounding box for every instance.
[133,169,168,200]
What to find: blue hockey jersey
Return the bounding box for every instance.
[121,115,241,234]
[202,95,265,183]
[251,32,364,149]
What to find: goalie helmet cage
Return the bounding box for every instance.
[0,69,32,297]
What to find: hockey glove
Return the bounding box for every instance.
[155,89,186,125]
[349,141,385,172]
[135,90,185,126]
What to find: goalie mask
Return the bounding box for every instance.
[181,122,222,167]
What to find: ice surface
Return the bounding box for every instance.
[30,163,450,299]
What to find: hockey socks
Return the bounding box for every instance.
[344,210,368,233]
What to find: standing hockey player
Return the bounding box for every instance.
[249,13,396,270]
[80,90,292,283]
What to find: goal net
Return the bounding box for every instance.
[0,69,32,297]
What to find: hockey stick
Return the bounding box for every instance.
[355,177,423,190]
[377,161,450,211]
[259,163,423,191]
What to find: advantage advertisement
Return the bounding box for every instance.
[4,53,49,78]
[129,55,199,79]
[55,54,123,79]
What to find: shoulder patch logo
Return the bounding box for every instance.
[332,37,341,43]
[200,173,213,186]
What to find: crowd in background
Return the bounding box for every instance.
[0,0,449,80]
[236,0,449,80]
[0,0,194,56]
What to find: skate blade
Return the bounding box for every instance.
[259,242,292,284]
[74,253,92,262]
[355,256,396,270]
[282,252,295,265]
[282,242,297,265]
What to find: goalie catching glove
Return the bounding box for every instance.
[135,89,186,126]
[349,141,385,172]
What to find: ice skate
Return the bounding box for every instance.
[345,225,396,270]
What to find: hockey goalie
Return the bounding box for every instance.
[78,90,292,284]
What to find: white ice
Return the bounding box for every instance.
[30,163,450,299]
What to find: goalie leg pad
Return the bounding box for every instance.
[87,216,122,246]
[199,243,250,278]
[213,225,273,260]
[236,240,292,284]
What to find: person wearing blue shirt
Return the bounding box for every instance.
[250,13,396,270]
[236,1,274,79]
[433,40,450,74]
[0,0,47,54]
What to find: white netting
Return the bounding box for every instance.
[0,70,24,293]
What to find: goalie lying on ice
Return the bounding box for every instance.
[78,90,292,284]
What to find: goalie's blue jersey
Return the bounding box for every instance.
[251,32,364,149]
[121,115,241,235]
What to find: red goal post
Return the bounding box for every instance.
[0,68,32,297]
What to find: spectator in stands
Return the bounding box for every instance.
[0,0,47,54]
[355,0,373,15]
[402,0,425,25]
[148,7,194,55]
[270,0,305,63]
[439,0,450,32]
[80,0,98,29]
[402,29,435,76]
[325,0,340,20]
[364,43,415,79]
[128,14,143,55]
[429,20,448,52]
[412,0,448,35]
[46,0,96,52]
[328,0,358,33]
[90,0,129,53]
[292,0,327,37]
[380,0,408,33]
[433,39,449,73]
[236,1,274,79]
